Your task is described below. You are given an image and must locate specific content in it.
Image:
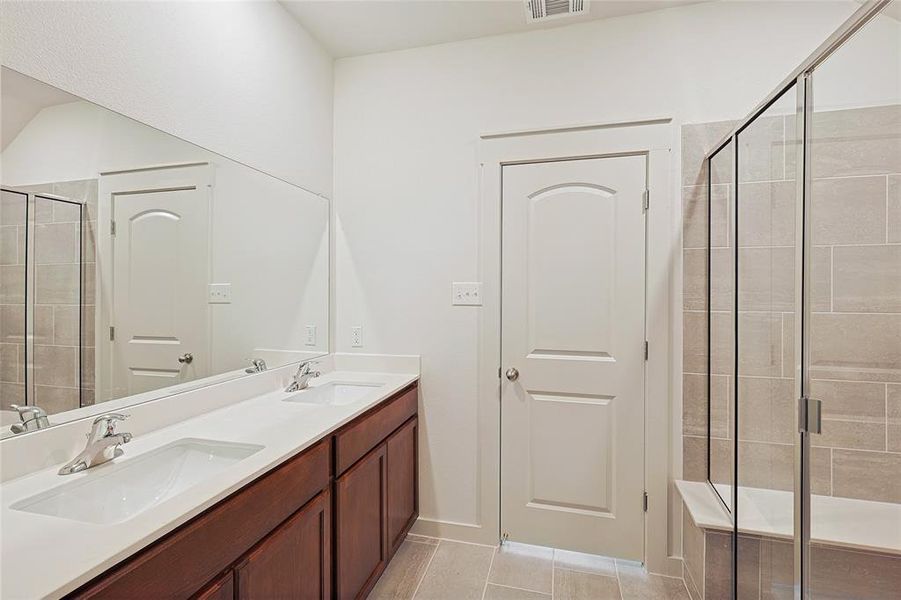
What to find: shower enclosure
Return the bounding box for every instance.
[1,187,87,425]
[703,0,900,597]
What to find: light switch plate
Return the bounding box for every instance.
[452,282,482,306]
[208,283,232,304]
[305,325,317,346]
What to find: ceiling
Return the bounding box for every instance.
[280,0,707,58]
[1,67,79,151]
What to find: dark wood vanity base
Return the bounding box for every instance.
[68,382,419,600]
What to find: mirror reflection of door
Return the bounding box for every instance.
[97,164,211,400]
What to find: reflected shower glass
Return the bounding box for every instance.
[807,3,900,597]
[708,140,735,510]
[735,83,799,599]
[1,189,28,413]
[31,195,83,412]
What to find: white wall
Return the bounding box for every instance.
[1,100,329,378]
[332,0,861,546]
[0,0,333,197]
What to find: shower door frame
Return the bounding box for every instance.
[702,1,893,597]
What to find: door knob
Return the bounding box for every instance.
[505,367,519,381]
[178,353,194,365]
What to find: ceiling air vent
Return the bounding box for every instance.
[525,0,588,22]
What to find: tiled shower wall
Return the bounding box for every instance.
[681,104,901,504]
[0,180,97,415]
[0,190,27,410]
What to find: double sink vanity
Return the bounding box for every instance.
[0,355,420,599]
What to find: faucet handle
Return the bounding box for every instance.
[90,413,129,438]
[11,404,48,420]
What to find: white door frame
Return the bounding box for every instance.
[477,119,677,575]
[95,162,212,402]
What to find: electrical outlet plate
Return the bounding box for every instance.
[452,282,482,306]
[208,283,232,304]
[351,326,363,347]
[305,325,317,347]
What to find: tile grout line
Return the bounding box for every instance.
[479,545,498,600]
[551,550,556,600]
[613,560,624,600]
[487,582,552,598]
[410,537,442,600]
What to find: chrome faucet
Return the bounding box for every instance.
[9,404,51,434]
[245,358,268,373]
[58,413,132,475]
[285,360,320,392]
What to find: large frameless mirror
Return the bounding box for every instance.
[0,67,330,438]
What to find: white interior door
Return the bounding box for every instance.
[500,154,647,559]
[99,165,211,399]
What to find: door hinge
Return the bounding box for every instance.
[643,491,649,512]
[642,190,649,212]
[110,220,116,235]
[109,326,115,341]
[644,341,649,361]
[798,396,822,434]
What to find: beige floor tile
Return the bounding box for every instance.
[488,542,553,594]
[413,541,494,600]
[407,534,439,545]
[553,568,621,600]
[482,583,550,600]
[616,560,690,600]
[553,549,616,578]
[369,540,436,600]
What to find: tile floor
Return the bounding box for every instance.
[368,535,692,600]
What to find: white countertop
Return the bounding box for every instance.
[0,364,418,599]
[676,480,901,556]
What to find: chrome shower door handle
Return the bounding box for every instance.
[505,367,519,382]
[178,353,194,365]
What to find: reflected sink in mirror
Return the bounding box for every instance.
[11,439,263,525]
[283,382,382,406]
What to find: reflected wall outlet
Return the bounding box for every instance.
[208,283,232,304]
[305,325,317,346]
[452,282,482,306]
[351,326,363,347]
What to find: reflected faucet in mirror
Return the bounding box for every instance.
[285,360,320,392]
[246,358,268,373]
[58,414,132,475]
[9,405,51,434]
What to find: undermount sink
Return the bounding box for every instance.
[11,438,263,525]
[283,382,381,406]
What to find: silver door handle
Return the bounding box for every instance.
[178,353,193,365]
[505,368,519,381]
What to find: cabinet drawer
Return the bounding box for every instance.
[69,439,330,599]
[335,384,417,476]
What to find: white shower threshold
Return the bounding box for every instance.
[676,480,901,556]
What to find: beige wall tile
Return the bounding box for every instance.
[82,306,96,348]
[616,559,690,600]
[1,190,27,224]
[82,350,95,389]
[683,311,707,374]
[33,344,77,388]
[810,313,901,383]
[738,247,794,312]
[35,264,79,305]
[0,226,19,265]
[737,181,795,247]
[811,247,832,313]
[483,584,549,600]
[0,382,25,410]
[683,184,730,250]
[682,506,705,596]
[889,385,901,453]
[369,540,436,600]
[33,385,80,414]
[810,176,886,245]
[83,266,95,305]
[738,441,793,491]
[814,419,886,452]
[0,305,25,344]
[703,532,732,600]
[53,305,80,345]
[810,545,901,599]
[811,446,832,496]
[34,222,80,265]
[889,174,900,243]
[487,542,553,594]
[759,540,793,600]
[810,379,885,421]
[710,438,733,489]
[809,105,901,178]
[737,313,783,378]
[553,568,621,600]
[683,373,730,439]
[413,540,494,600]
[832,449,901,503]
[682,435,708,482]
[0,265,25,304]
[682,121,736,187]
[832,245,901,312]
[737,377,795,444]
[737,115,786,183]
[0,343,17,383]
[683,249,709,312]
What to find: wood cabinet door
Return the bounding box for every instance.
[386,417,418,555]
[335,444,388,600]
[193,571,233,600]
[235,489,331,600]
